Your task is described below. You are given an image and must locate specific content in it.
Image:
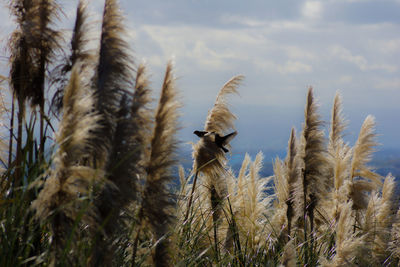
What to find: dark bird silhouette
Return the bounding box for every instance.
[193,130,237,153]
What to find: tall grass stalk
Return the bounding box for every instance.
[1,1,399,266]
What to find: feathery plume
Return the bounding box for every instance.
[87,1,137,263]
[325,93,352,221]
[193,75,243,174]
[98,65,151,230]
[130,64,153,165]
[191,75,242,255]
[142,62,181,266]
[389,205,400,262]
[30,0,62,156]
[328,92,347,154]
[274,158,289,209]
[349,115,382,210]
[271,130,299,239]
[361,192,380,265]
[90,0,134,166]
[372,174,396,262]
[284,128,298,236]
[32,65,100,256]
[294,87,328,263]
[321,201,363,267]
[350,115,382,184]
[272,157,289,235]
[51,0,94,113]
[8,0,35,104]
[204,75,244,134]
[294,88,328,225]
[246,152,268,248]
[96,65,152,243]
[234,152,272,251]
[29,0,61,107]
[8,0,37,183]
[236,153,251,216]
[191,75,243,194]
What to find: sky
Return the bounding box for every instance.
[1,0,399,154]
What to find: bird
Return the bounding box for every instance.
[194,130,237,153]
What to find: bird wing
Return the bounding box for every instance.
[221,131,237,145]
[194,130,208,137]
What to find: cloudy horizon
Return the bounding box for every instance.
[1,0,399,152]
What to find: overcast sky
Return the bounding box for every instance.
[1,0,399,153]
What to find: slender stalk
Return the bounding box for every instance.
[131,209,143,267]
[302,168,308,264]
[8,94,15,167]
[38,15,46,159]
[15,96,24,186]
[184,171,199,222]
[39,102,44,158]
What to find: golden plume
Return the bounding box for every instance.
[349,115,383,210]
[294,87,329,261]
[193,75,243,173]
[190,75,243,252]
[328,92,347,153]
[204,75,244,134]
[51,0,94,113]
[284,128,298,236]
[89,0,135,167]
[142,61,181,266]
[32,64,100,255]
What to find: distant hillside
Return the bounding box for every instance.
[178,147,400,180]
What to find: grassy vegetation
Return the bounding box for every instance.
[1,0,399,266]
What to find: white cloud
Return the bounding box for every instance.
[220,14,267,27]
[284,46,317,60]
[302,1,323,20]
[330,45,368,69]
[375,78,400,90]
[254,60,312,74]
[138,25,261,71]
[369,38,400,55]
[278,61,313,74]
[329,45,397,72]
[339,75,353,83]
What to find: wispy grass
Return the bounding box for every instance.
[1,1,399,266]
